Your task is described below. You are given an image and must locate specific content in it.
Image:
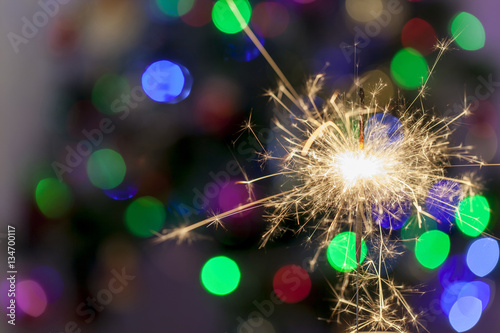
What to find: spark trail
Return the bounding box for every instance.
[155,2,492,332]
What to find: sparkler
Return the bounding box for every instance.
[155,2,492,332]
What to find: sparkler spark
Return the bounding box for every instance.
[155,2,494,332]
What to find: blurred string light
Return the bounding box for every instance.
[360,70,395,105]
[415,230,450,269]
[35,178,73,218]
[201,256,241,295]
[125,196,165,237]
[466,238,499,277]
[91,74,130,115]
[272,265,311,303]
[455,195,490,237]
[86,149,126,190]
[401,18,437,56]
[250,2,289,38]
[451,12,486,51]
[327,232,367,272]
[141,60,192,103]
[212,0,252,34]
[390,47,428,89]
[17,280,48,317]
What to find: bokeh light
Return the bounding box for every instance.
[104,182,138,200]
[401,18,437,56]
[439,255,474,288]
[141,60,192,103]
[17,280,48,317]
[390,48,428,89]
[35,178,73,218]
[426,180,462,228]
[441,281,467,316]
[466,238,499,277]
[181,0,213,27]
[451,12,486,51]
[87,149,126,189]
[212,0,252,34]
[345,0,383,23]
[156,0,195,17]
[360,70,395,105]
[124,196,165,237]
[224,33,262,62]
[201,256,241,295]
[455,195,490,237]
[251,2,289,38]
[448,296,483,332]
[92,74,131,115]
[327,231,367,272]
[365,113,404,146]
[459,281,491,311]
[30,266,64,303]
[415,230,450,269]
[372,200,411,229]
[401,214,437,250]
[273,265,311,303]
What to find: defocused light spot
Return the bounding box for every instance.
[401,215,437,250]
[156,0,195,17]
[30,266,64,303]
[451,12,485,51]
[104,182,138,200]
[415,230,450,269]
[365,113,404,147]
[181,0,213,27]
[273,265,311,303]
[401,18,437,56]
[125,196,165,237]
[141,60,192,103]
[17,280,47,317]
[360,70,395,105]
[35,178,73,218]
[441,282,467,316]
[467,238,499,277]
[346,0,383,23]
[217,182,249,216]
[87,149,126,190]
[251,2,289,38]
[327,231,367,272]
[448,296,482,332]
[82,0,145,58]
[224,32,262,62]
[372,200,411,229]
[201,256,240,295]
[293,0,315,4]
[426,180,462,228]
[390,48,428,89]
[456,195,490,237]
[92,74,131,115]
[459,281,491,311]
[439,255,474,288]
[212,0,252,34]
[194,76,241,133]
